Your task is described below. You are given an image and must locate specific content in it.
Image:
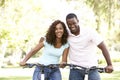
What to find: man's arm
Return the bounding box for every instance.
[39,37,45,43]
[98,41,113,73]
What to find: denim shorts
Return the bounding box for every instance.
[69,68,101,80]
[32,66,62,80]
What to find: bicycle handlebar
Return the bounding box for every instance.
[65,64,106,73]
[24,63,61,68]
[23,63,106,73]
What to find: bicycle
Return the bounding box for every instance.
[23,63,106,80]
[65,64,106,80]
[23,63,61,80]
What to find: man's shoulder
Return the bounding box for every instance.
[82,26,96,32]
[82,26,93,30]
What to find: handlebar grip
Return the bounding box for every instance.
[23,63,36,68]
[98,68,106,73]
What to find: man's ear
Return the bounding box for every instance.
[39,37,44,43]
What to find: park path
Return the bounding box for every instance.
[0,68,34,77]
[0,68,69,78]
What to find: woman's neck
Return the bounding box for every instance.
[56,38,61,43]
[54,38,62,48]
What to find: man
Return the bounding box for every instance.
[66,13,113,80]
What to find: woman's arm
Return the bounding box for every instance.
[20,41,44,66]
[60,47,69,68]
[62,47,69,63]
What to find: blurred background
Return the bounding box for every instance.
[0,0,120,80]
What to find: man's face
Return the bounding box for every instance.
[66,17,79,35]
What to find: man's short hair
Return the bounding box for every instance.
[66,13,78,20]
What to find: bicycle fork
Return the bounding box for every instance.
[41,73,44,80]
[41,68,48,80]
[41,69,49,80]
[85,75,88,80]
[84,68,89,80]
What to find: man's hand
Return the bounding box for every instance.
[39,37,44,43]
[105,65,114,73]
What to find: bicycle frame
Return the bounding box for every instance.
[24,63,61,80]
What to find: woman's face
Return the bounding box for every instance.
[55,23,64,39]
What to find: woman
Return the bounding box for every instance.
[20,20,69,80]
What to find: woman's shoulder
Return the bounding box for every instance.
[63,42,69,48]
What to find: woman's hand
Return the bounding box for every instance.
[19,61,26,66]
[60,62,67,68]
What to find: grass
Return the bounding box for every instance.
[101,71,120,80]
[0,71,119,80]
[0,76,31,80]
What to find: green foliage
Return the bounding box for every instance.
[0,0,46,57]
[0,0,5,7]
[0,28,10,40]
[85,0,120,49]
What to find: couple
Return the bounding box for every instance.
[20,13,113,80]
